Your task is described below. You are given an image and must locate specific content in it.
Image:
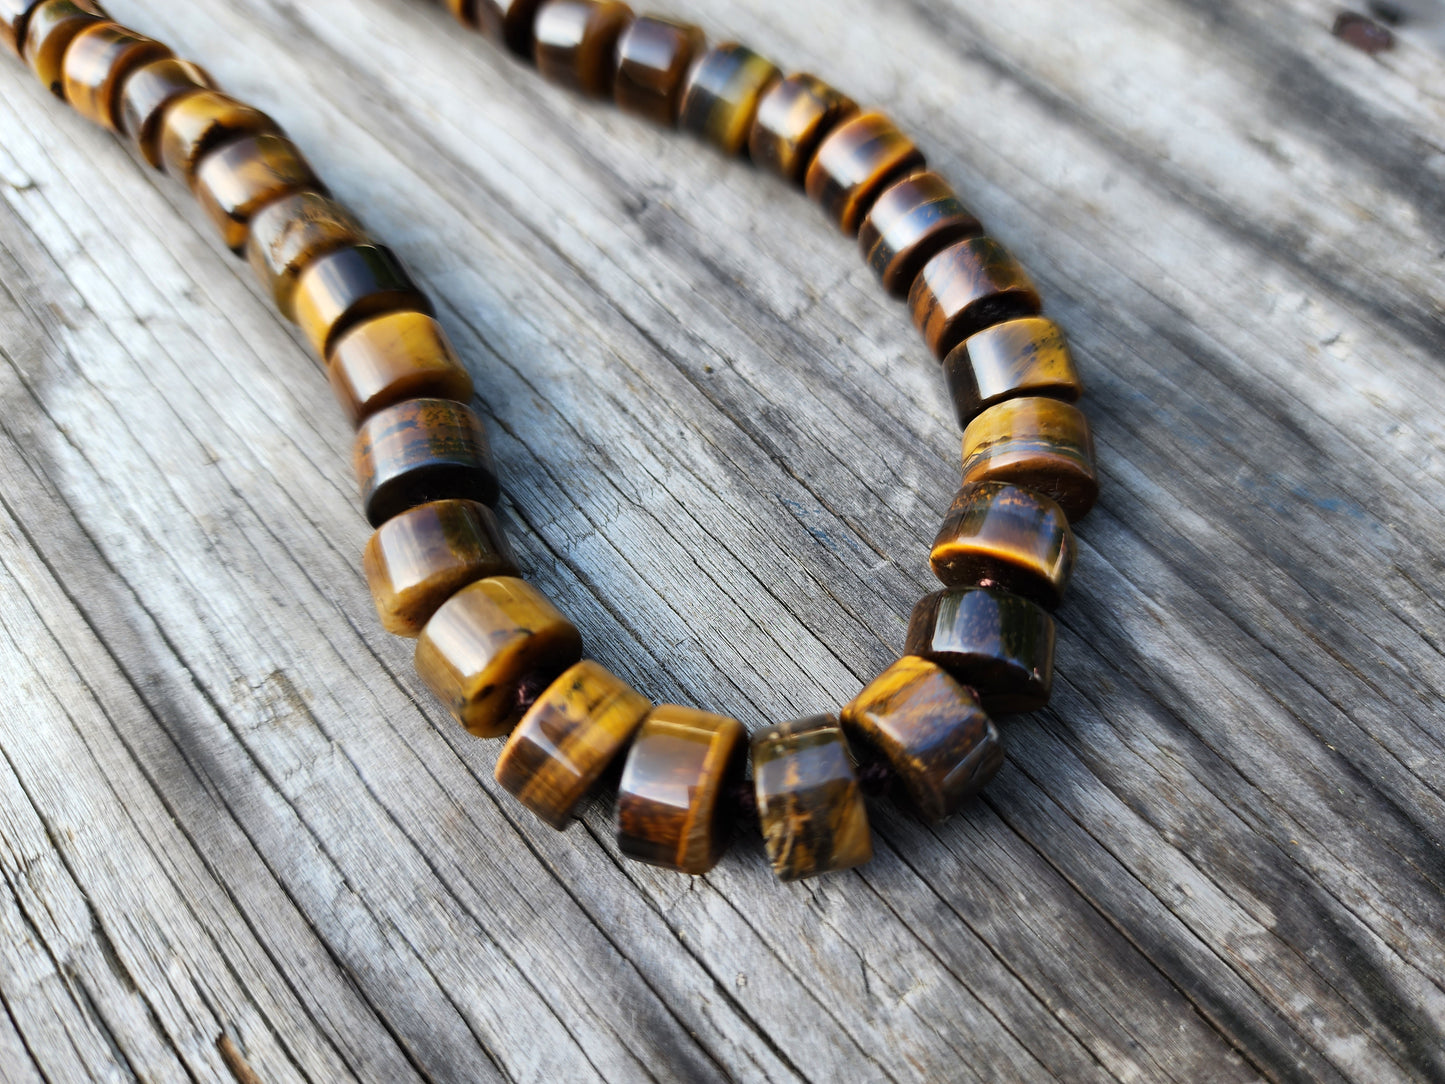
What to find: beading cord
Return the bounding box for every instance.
[2,0,1099,881]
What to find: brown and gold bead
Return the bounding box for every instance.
[245,191,369,318]
[748,73,857,185]
[534,0,632,97]
[804,111,924,236]
[909,237,1043,360]
[905,587,1055,714]
[292,243,431,359]
[21,0,105,97]
[117,57,212,167]
[961,396,1098,522]
[353,397,500,527]
[1,0,36,57]
[612,15,703,125]
[944,316,1083,427]
[678,43,780,156]
[472,0,546,56]
[157,90,280,186]
[858,171,981,299]
[328,310,473,425]
[930,482,1076,609]
[60,21,169,129]
[192,133,321,252]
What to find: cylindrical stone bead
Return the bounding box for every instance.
[804,111,924,236]
[328,311,473,425]
[192,133,321,252]
[534,0,632,97]
[60,21,169,129]
[292,243,432,359]
[859,171,982,299]
[612,15,703,125]
[415,577,583,737]
[158,90,280,186]
[118,57,212,167]
[245,191,369,318]
[442,0,474,26]
[930,482,1076,609]
[363,498,519,637]
[944,316,1083,428]
[495,661,652,829]
[1,0,36,57]
[616,705,746,874]
[841,656,1004,823]
[753,715,873,881]
[961,396,1098,522]
[473,0,545,56]
[747,73,857,185]
[353,398,500,527]
[678,43,780,156]
[22,0,106,96]
[905,587,1055,714]
[909,237,1043,360]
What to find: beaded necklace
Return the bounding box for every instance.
[2,0,1098,882]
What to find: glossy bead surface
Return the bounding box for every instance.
[841,656,1003,823]
[678,43,780,156]
[353,397,500,527]
[944,316,1083,428]
[931,482,1075,609]
[193,134,321,252]
[118,57,212,167]
[245,191,368,318]
[363,498,519,637]
[909,237,1043,360]
[415,577,583,737]
[805,111,924,236]
[60,21,169,129]
[534,0,632,97]
[905,588,1055,714]
[747,73,857,185]
[612,15,702,124]
[1,0,35,57]
[859,171,981,299]
[961,397,1098,521]
[22,0,105,96]
[616,705,745,874]
[495,661,652,829]
[158,90,279,186]
[473,0,544,56]
[292,244,431,359]
[328,311,473,425]
[752,715,872,882]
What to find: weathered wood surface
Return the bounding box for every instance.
[0,0,1442,1079]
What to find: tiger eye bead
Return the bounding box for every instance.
[678,43,781,156]
[292,244,432,359]
[415,577,583,737]
[805,111,925,236]
[859,171,982,299]
[753,715,872,881]
[118,58,212,167]
[328,311,473,425]
[841,656,1003,823]
[1,0,35,57]
[961,396,1098,521]
[534,0,632,97]
[613,15,703,125]
[495,661,652,829]
[616,705,746,874]
[193,134,321,252]
[22,0,105,96]
[471,0,545,56]
[158,91,280,186]
[60,21,170,129]
[905,588,1055,714]
[245,191,369,318]
[748,73,857,185]
[930,482,1076,609]
[353,397,500,527]
[363,498,519,637]
[909,237,1043,360]
[944,316,1083,428]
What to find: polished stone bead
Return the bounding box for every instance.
[841,656,1003,823]
[495,660,652,829]
[1,0,36,57]
[752,715,872,881]
[905,587,1055,714]
[60,21,169,129]
[961,396,1098,521]
[613,15,703,125]
[616,705,745,874]
[158,90,280,186]
[292,243,432,359]
[944,316,1083,427]
[192,133,321,252]
[363,498,519,637]
[747,73,857,185]
[245,191,369,319]
[804,111,924,236]
[473,0,544,56]
[678,43,780,156]
[328,311,473,425]
[909,237,1043,360]
[858,171,982,299]
[930,481,1075,609]
[534,0,632,97]
[353,397,500,527]
[415,576,583,737]
[21,0,105,96]
[117,57,212,167]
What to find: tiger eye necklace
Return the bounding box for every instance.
[3,0,1098,882]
